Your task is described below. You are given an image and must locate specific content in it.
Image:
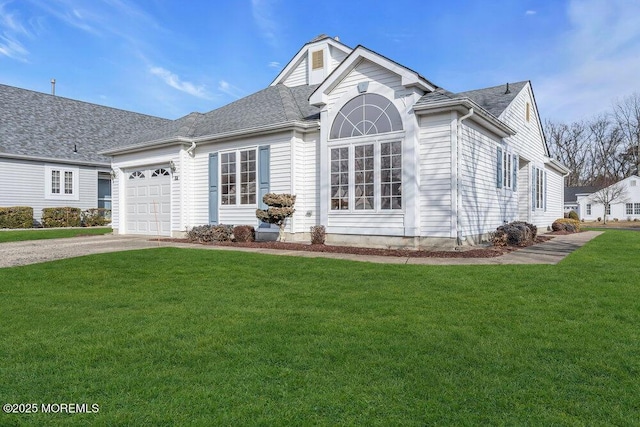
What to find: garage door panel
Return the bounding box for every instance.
[125,167,171,236]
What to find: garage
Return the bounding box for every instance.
[125,167,171,236]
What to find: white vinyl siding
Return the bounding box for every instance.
[0,158,100,222]
[458,121,517,237]
[283,56,308,87]
[418,114,452,237]
[191,132,294,228]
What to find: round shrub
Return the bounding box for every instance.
[568,210,579,221]
[232,225,255,242]
[492,221,537,247]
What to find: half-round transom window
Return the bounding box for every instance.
[330,93,403,139]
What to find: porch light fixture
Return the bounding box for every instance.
[110,170,116,179]
[169,160,176,174]
[357,81,369,93]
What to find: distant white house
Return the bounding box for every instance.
[577,175,640,221]
[103,35,569,248]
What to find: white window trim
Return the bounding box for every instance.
[219,147,258,208]
[497,146,517,191]
[45,165,79,201]
[329,137,403,213]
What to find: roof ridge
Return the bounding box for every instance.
[276,84,301,122]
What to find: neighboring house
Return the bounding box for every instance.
[577,175,640,221]
[102,35,568,247]
[564,186,599,216]
[0,84,169,224]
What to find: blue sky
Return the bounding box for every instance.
[1,0,638,123]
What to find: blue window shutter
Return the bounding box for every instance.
[496,147,503,188]
[209,153,219,224]
[512,154,518,191]
[258,145,270,209]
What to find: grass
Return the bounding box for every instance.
[0,230,639,425]
[0,227,111,243]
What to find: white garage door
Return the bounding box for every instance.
[125,167,171,236]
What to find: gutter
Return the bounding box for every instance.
[101,120,319,156]
[0,152,110,168]
[414,97,515,138]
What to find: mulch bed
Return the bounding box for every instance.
[155,235,553,258]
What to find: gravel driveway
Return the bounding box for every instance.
[0,234,182,268]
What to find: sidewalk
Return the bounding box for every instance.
[0,231,603,268]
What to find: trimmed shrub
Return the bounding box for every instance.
[551,218,581,233]
[0,206,34,229]
[492,221,537,247]
[232,225,255,242]
[82,208,111,227]
[256,193,296,242]
[186,224,233,243]
[310,225,326,245]
[42,207,82,228]
[597,217,602,222]
[568,210,579,221]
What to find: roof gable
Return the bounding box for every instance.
[270,35,352,87]
[309,45,436,107]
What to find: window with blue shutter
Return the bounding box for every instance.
[512,154,518,191]
[258,145,270,209]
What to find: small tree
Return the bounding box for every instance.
[590,182,628,224]
[255,193,296,242]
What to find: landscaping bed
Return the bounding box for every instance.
[159,235,552,258]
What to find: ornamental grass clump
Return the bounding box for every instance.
[492,221,538,247]
[552,218,581,233]
[232,225,255,242]
[310,225,326,245]
[255,193,296,242]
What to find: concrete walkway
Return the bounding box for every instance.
[0,231,602,268]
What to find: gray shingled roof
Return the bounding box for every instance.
[0,84,170,164]
[117,84,321,147]
[415,81,528,117]
[564,186,600,203]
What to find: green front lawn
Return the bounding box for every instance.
[1,230,639,425]
[0,227,111,243]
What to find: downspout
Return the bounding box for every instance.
[456,108,474,246]
[185,141,197,157]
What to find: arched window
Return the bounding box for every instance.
[330,93,403,139]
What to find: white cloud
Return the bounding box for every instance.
[525,10,536,15]
[218,80,244,99]
[268,61,280,68]
[150,66,212,99]
[0,2,30,60]
[251,0,280,47]
[536,0,640,122]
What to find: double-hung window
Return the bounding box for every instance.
[330,141,402,211]
[532,166,546,210]
[626,203,633,215]
[497,146,517,190]
[220,149,256,206]
[635,203,640,215]
[45,165,78,200]
[586,204,592,215]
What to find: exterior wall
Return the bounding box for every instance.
[418,113,453,237]
[321,58,415,237]
[283,56,308,87]
[578,176,640,221]
[191,131,318,236]
[111,145,180,235]
[458,121,517,239]
[0,157,103,223]
[499,84,565,230]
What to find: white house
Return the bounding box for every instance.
[104,35,568,248]
[577,175,640,221]
[0,84,169,224]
